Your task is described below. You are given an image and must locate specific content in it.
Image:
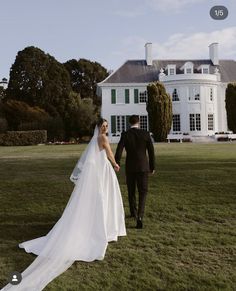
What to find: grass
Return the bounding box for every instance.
[0,143,236,291]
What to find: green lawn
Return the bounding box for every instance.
[0,143,236,291]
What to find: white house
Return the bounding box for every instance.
[97,43,236,141]
[0,78,8,90]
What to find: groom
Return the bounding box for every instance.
[115,115,155,229]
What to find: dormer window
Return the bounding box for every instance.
[166,64,176,76]
[198,64,210,74]
[181,62,194,74]
[202,67,209,74]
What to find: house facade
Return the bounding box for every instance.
[0,78,8,90]
[97,43,236,140]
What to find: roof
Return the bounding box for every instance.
[101,59,236,84]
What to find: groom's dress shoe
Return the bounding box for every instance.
[136,218,143,229]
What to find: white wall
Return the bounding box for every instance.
[100,79,228,137]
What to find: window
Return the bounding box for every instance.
[199,65,210,74]
[172,88,179,101]
[111,88,127,104]
[111,115,130,134]
[190,114,195,131]
[208,114,214,130]
[125,89,130,104]
[139,91,148,103]
[186,68,192,74]
[196,114,201,130]
[189,87,200,101]
[181,62,194,74]
[134,89,139,103]
[202,68,209,74]
[210,88,213,101]
[139,115,148,131]
[116,93,125,104]
[172,114,181,132]
[111,89,116,104]
[116,116,126,133]
[166,64,176,75]
[189,114,201,131]
[170,68,175,75]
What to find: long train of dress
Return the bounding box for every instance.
[1,146,126,290]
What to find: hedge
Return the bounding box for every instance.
[0,130,47,146]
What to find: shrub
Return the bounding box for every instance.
[217,137,229,142]
[0,118,8,133]
[0,130,47,146]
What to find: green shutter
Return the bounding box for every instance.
[111,89,116,104]
[111,116,116,133]
[134,89,139,103]
[126,115,130,130]
[125,89,130,104]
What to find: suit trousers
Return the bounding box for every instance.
[126,171,148,219]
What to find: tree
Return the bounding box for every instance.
[6,46,72,118]
[64,58,108,106]
[2,99,50,131]
[64,92,98,138]
[226,83,236,133]
[147,81,172,142]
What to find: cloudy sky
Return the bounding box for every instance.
[1,0,236,79]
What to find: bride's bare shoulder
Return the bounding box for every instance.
[98,133,108,143]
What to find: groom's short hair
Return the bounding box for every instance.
[129,115,139,125]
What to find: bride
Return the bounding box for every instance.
[1,118,126,290]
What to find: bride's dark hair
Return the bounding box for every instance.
[96,117,108,128]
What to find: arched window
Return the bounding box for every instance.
[172,88,179,101]
[181,62,194,74]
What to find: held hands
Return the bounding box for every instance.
[114,163,120,172]
[150,170,155,175]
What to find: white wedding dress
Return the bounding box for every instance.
[1,126,126,291]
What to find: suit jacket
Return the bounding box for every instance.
[115,128,155,173]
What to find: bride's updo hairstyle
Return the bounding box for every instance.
[96,117,108,135]
[96,118,108,128]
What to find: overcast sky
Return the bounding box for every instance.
[1,0,236,79]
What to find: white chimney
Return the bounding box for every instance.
[145,43,152,66]
[209,43,219,65]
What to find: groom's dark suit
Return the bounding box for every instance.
[115,127,155,220]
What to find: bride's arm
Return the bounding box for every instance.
[101,135,120,170]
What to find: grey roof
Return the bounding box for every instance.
[102,59,236,84]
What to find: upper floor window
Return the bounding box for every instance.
[210,88,213,101]
[181,62,194,74]
[166,64,176,75]
[198,64,210,74]
[186,68,192,74]
[202,67,209,74]
[111,88,130,104]
[170,68,175,75]
[172,88,180,101]
[189,87,200,101]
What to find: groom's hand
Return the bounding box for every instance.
[150,170,155,175]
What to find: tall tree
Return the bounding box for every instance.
[64,58,108,105]
[6,46,72,117]
[147,81,172,142]
[64,92,98,138]
[226,83,236,133]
